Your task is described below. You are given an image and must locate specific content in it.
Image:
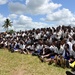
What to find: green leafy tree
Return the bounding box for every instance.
[2,18,12,32]
[8,29,15,34]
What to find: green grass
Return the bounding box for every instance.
[0,49,70,75]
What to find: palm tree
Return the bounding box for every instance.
[2,18,12,32]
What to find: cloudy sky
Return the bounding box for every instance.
[0,0,75,32]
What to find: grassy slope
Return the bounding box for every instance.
[0,49,69,75]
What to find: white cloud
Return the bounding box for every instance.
[16,15,32,25]
[44,8,75,25]
[45,8,73,21]
[13,15,50,31]
[1,0,75,32]
[8,0,61,14]
[0,0,8,5]
[0,14,6,25]
[40,18,45,21]
[8,2,26,14]
[26,0,29,5]
[26,0,61,14]
[9,14,18,19]
[0,14,6,32]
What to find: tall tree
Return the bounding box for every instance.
[2,18,12,32]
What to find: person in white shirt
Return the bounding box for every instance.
[67,38,73,51]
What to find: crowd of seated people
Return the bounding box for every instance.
[0,25,75,71]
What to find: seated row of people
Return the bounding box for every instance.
[0,25,75,70]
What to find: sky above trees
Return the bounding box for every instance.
[0,0,75,32]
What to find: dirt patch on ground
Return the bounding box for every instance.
[11,66,26,75]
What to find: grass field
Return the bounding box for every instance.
[0,49,70,75]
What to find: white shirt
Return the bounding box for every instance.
[67,41,73,51]
[20,44,25,49]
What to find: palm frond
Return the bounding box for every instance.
[2,18,13,31]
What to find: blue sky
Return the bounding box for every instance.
[52,0,75,12]
[0,0,75,32]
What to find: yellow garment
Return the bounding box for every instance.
[70,61,75,68]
